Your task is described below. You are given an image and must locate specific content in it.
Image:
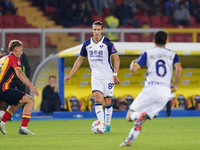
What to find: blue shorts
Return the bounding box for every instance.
[0,88,25,106]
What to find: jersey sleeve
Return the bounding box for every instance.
[10,57,21,70]
[108,42,117,56]
[80,43,87,57]
[136,52,147,68]
[173,53,180,66]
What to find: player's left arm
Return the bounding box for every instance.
[171,63,182,93]
[111,53,121,84]
[171,53,182,93]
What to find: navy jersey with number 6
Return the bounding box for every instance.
[135,47,180,87]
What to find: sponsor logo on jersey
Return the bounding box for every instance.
[18,61,21,66]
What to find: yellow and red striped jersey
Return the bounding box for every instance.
[0,54,21,91]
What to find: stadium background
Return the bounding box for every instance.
[0,0,200,116]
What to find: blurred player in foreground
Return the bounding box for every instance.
[120,31,182,146]
[0,40,39,135]
[64,21,120,132]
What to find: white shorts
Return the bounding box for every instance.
[91,78,114,98]
[129,86,171,119]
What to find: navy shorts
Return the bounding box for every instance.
[0,88,25,106]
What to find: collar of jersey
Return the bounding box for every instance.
[92,36,104,44]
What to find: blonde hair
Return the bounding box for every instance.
[8,40,23,52]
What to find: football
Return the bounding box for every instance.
[91,120,105,134]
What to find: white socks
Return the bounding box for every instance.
[126,128,140,143]
[131,112,140,121]
[105,105,113,126]
[95,104,104,123]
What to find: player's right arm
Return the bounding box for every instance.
[171,63,182,93]
[64,56,84,83]
[130,58,139,72]
[130,52,147,72]
[15,68,39,97]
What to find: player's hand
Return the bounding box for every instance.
[54,86,57,92]
[30,86,39,97]
[130,59,138,70]
[131,59,138,65]
[113,76,121,85]
[64,75,72,83]
[171,85,177,93]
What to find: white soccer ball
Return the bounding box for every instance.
[0,110,5,119]
[91,120,105,134]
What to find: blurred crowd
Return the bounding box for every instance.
[31,0,200,28]
[0,0,18,15]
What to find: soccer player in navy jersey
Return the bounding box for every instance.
[64,21,120,132]
[120,31,182,146]
[0,40,39,135]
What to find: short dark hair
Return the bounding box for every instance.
[49,75,56,80]
[92,21,103,29]
[154,31,168,45]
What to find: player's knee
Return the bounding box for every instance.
[29,97,35,105]
[22,94,35,105]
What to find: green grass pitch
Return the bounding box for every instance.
[1,117,200,150]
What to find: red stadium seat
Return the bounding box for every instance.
[29,33,40,38]
[163,23,174,28]
[168,34,175,42]
[162,16,173,28]
[15,16,27,28]
[137,15,149,27]
[26,24,37,28]
[92,15,104,25]
[197,34,200,42]
[184,34,192,42]
[189,16,197,27]
[103,8,110,17]
[3,15,15,28]
[45,6,56,17]
[85,33,92,40]
[173,34,184,42]
[150,15,162,28]
[119,25,126,28]
[45,36,56,48]
[149,33,154,41]
[125,33,139,42]
[6,33,16,47]
[140,35,151,42]
[17,36,29,47]
[15,33,28,39]
[80,24,91,28]
[0,15,3,28]
[115,0,122,6]
[29,36,40,47]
